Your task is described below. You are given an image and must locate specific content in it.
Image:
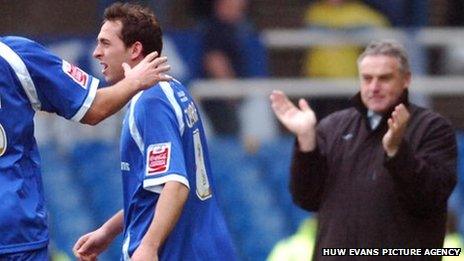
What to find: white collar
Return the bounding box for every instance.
[367,110,382,130]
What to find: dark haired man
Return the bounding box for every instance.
[74,3,236,260]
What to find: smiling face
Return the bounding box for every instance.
[93,20,132,84]
[359,55,411,114]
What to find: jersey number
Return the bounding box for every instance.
[193,129,212,200]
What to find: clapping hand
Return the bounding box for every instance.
[270,90,317,152]
[382,104,410,157]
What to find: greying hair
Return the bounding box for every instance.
[357,40,410,74]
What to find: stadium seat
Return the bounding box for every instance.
[40,144,96,257]
[67,141,123,260]
[207,136,296,260]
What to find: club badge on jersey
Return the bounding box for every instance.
[0,124,6,157]
[146,142,171,175]
[62,60,88,89]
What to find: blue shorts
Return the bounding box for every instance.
[0,247,49,261]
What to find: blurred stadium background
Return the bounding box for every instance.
[2,0,464,260]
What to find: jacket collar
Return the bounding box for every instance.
[350,90,410,118]
[350,90,410,132]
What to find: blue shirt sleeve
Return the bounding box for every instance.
[136,92,188,192]
[2,36,99,121]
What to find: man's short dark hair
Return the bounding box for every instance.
[104,2,162,56]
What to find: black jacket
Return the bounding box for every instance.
[291,92,457,260]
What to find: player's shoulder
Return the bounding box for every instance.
[142,78,187,99]
[138,79,180,106]
[2,36,44,51]
[2,36,35,44]
[161,77,187,93]
[1,36,55,65]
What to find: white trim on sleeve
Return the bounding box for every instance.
[159,81,185,135]
[143,173,190,194]
[122,231,131,261]
[70,77,99,122]
[129,91,145,154]
[0,41,41,111]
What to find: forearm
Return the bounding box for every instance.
[141,181,189,251]
[297,130,317,152]
[81,52,170,125]
[100,210,124,240]
[290,140,327,211]
[81,78,142,125]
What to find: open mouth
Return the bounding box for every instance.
[100,62,108,74]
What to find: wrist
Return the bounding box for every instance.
[100,224,121,240]
[123,76,143,92]
[384,141,400,157]
[140,237,161,252]
[297,131,316,152]
[385,148,398,158]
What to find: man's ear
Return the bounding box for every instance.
[403,71,412,90]
[130,41,143,60]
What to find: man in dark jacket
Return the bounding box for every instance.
[270,40,457,260]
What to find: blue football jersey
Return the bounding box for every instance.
[120,79,236,260]
[0,36,99,253]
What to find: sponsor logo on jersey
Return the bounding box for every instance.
[62,60,88,89]
[0,124,7,157]
[146,142,171,175]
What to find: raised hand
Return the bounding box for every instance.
[382,104,410,157]
[123,51,172,90]
[270,90,317,151]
